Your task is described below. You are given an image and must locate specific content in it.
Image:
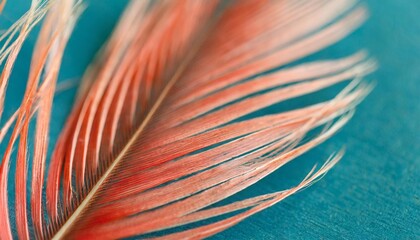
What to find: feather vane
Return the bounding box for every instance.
[0,0,375,239]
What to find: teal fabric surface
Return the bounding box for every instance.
[0,1,419,239]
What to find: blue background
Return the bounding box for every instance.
[1,0,419,239]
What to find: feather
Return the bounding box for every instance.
[0,0,375,239]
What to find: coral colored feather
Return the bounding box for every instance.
[0,0,375,239]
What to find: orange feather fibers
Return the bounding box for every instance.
[0,0,376,239]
